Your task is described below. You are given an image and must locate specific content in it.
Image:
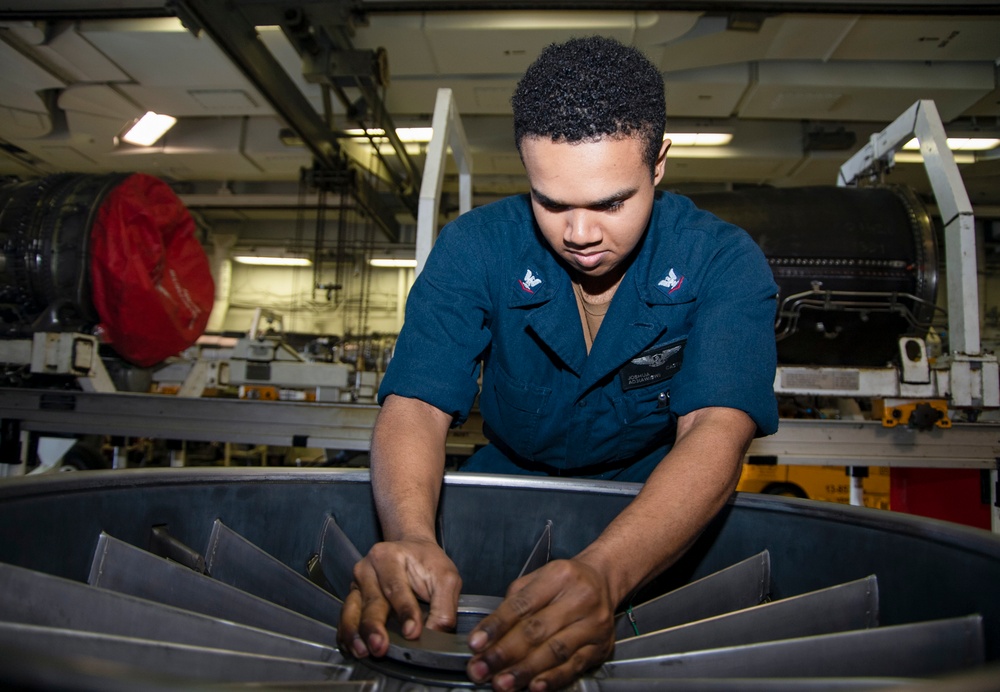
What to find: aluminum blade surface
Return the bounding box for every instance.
[206,519,342,626]
[0,560,340,663]
[89,533,338,645]
[605,616,984,679]
[613,575,879,660]
[582,678,915,690]
[316,514,364,600]
[615,550,771,639]
[517,520,552,578]
[0,622,351,684]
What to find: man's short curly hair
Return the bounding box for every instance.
[512,35,666,176]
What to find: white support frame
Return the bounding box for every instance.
[415,88,473,276]
[833,100,1000,529]
[836,100,998,409]
[838,100,980,357]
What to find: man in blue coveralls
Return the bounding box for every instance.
[338,36,779,691]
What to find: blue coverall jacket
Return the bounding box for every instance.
[379,192,779,482]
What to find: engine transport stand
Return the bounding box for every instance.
[772,99,1000,532]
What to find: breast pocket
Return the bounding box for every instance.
[488,364,551,461]
[611,338,686,459]
[611,384,674,459]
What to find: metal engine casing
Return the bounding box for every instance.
[0,467,997,663]
[689,185,938,366]
[0,174,127,334]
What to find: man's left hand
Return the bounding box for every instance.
[466,558,616,691]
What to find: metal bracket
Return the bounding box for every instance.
[28,333,116,394]
[898,337,931,385]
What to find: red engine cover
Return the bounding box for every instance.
[89,173,214,367]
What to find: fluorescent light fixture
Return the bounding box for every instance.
[396,127,433,143]
[343,127,434,143]
[375,143,423,157]
[233,250,312,267]
[902,137,1000,152]
[664,132,733,147]
[344,128,385,138]
[894,152,976,165]
[120,111,177,146]
[370,258,417,268]
[369,247,416,268]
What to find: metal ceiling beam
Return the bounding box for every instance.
[0,1,173,20]
[172,0,402,242]
[278,3,421,214]
[356,0,1000,14]
[1,1,996,18]
[172,0,341,172]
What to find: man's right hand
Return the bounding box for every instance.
[337,537,463,659]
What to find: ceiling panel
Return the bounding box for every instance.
[741,61,996,121]
[832,16,1000,61]
[654,16,778,72]
[964,86,1000,117]
[0,4,998,222]
[421,11,637,76]
[242,117,311,179]
[352,13,438,76]
[33,22,130,82]
[80,18,253,86]
[381,77,519,116]
[762,16,861,61]
[0,106,49,139]
[631,11,703,46]
[12,109,121,168]
[0,149,43,176]
[0,39,64,112]
[59,84,141,118]
[664,65,749,119]
[664,156,800,183]
[115,84,271,118]
[106,118,266,181]
[33,143,99,169]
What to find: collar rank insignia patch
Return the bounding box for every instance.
[519,268,542,294]
[657,268,683,293]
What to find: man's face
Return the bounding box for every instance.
[521,135,669,285]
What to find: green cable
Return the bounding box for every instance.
[625,603,639,637]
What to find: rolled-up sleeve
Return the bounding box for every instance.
[378,220,495,425]
[668,229,779,436]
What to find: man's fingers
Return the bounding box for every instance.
[472,621,612,691]
[525,641,611,692]
[352,553,400,656]
[466,559,616,689]
[469,567,561,653]
[338,540,463,658]
[467,559,589,653]
[336,584,369,658]
[424,568,462,632]
[366,542,428,640]
[466,604,578,681]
